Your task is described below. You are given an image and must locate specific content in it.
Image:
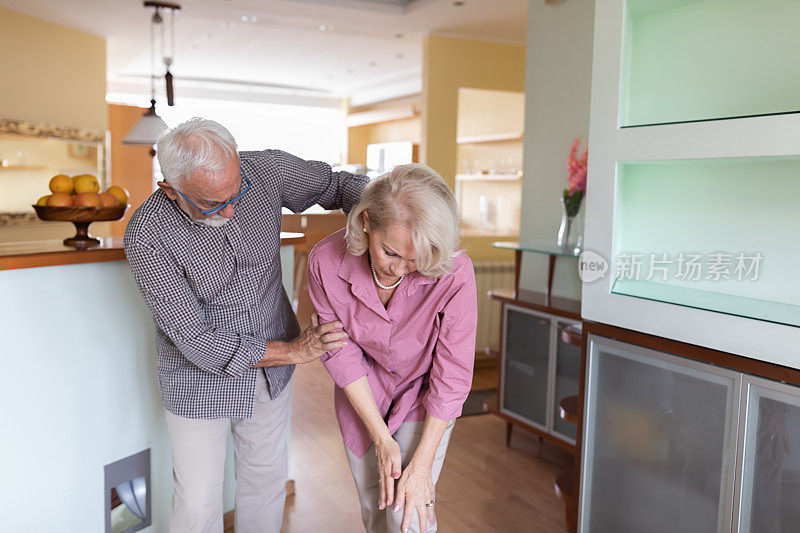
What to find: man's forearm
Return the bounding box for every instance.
[254,340,296,367]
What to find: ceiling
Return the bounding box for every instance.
[0,0,527,107]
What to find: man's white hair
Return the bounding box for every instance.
[156,117,238,188]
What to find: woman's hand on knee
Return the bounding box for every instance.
[374,436,401,511]
[394,461,435,533]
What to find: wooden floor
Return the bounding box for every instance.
[275,359,572,532]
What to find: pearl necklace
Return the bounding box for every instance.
[370,259,404,290]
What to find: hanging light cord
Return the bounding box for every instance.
[149,11,156,103]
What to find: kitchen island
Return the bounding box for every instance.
[0,234,303,531]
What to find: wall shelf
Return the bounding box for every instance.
[583,0,800,366]
[0,164,47,170]
[456,173,521,182]
[456,132,523,144]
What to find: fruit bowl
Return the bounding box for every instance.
[32,204,129,248]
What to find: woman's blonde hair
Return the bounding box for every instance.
[345,163,461,278]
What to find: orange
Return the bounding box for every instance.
[73,174,100,194]
[74,192,101,207]
[47,192,73,207]
[49,174,74,194]
[106,185,130,206]
[36,195,51,206]
[98,192,119,208]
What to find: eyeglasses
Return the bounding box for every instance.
[177,167,252,216]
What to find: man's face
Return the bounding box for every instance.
[159,156,243,226]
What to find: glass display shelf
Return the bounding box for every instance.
[621,0,800,127]
[613,279,800,328]
[492,240,581,258]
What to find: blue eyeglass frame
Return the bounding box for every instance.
[178,167,252,216]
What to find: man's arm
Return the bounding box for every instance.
[269,150,368,214]
[125,241,347,376]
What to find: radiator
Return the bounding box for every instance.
[473,260,515,353]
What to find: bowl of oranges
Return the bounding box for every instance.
[33,174,130,248]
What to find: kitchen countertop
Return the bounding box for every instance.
[0,232,306,271]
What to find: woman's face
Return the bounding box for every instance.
[364,213,418,281]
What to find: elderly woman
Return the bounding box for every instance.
[307,163,477,533]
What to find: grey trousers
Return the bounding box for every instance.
[345,419,456,533]
[164,372,291,533]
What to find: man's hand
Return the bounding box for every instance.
[255,312,348,367]
[289,312,348,364]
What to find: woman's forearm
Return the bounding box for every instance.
[342,376,392,442]
[409,413,449,469]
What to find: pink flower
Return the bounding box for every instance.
[566,136,587,194]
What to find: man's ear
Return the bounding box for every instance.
[157,181,178,201]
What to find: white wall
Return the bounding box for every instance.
[519,0,595,299]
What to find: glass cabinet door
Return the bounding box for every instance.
[501,305,551,429]
[552,320,580,442]
[580,335,740,533]
[736,378,800,532]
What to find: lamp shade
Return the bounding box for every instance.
[122,102,168,146]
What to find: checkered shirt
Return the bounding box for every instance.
[124,149,367,419]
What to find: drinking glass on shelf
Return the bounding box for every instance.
[495,196,504,233]
[478,195,489,233]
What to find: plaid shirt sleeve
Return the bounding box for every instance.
[270,150,368,214]
[422,257,478,421]
[126,240,267,377]
[307,247,371,389]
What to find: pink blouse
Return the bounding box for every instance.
[307,229,477,457]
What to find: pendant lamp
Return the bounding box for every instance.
[123,1,181,152]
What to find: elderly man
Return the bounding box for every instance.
[124,117,367,533]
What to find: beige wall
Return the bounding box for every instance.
[108,104,157,237]
[0,6,108,243]
[347,96,421,166]
[421,34,525,260]
[518,0,595,298]
[0,7,106,130]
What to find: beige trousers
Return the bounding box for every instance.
[345,419,456,533]
[164,372,291,533]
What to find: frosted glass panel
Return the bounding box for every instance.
[738,383,800,532]
[502,308,550,427]
[622,0,800,126]
[553,321,579,440]
[582,338,737,533]
[612,156,800,327]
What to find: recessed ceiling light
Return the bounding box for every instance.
[241,15,258,23]
[318,24,334,31]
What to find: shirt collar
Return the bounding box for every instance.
[338,251,436,320]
